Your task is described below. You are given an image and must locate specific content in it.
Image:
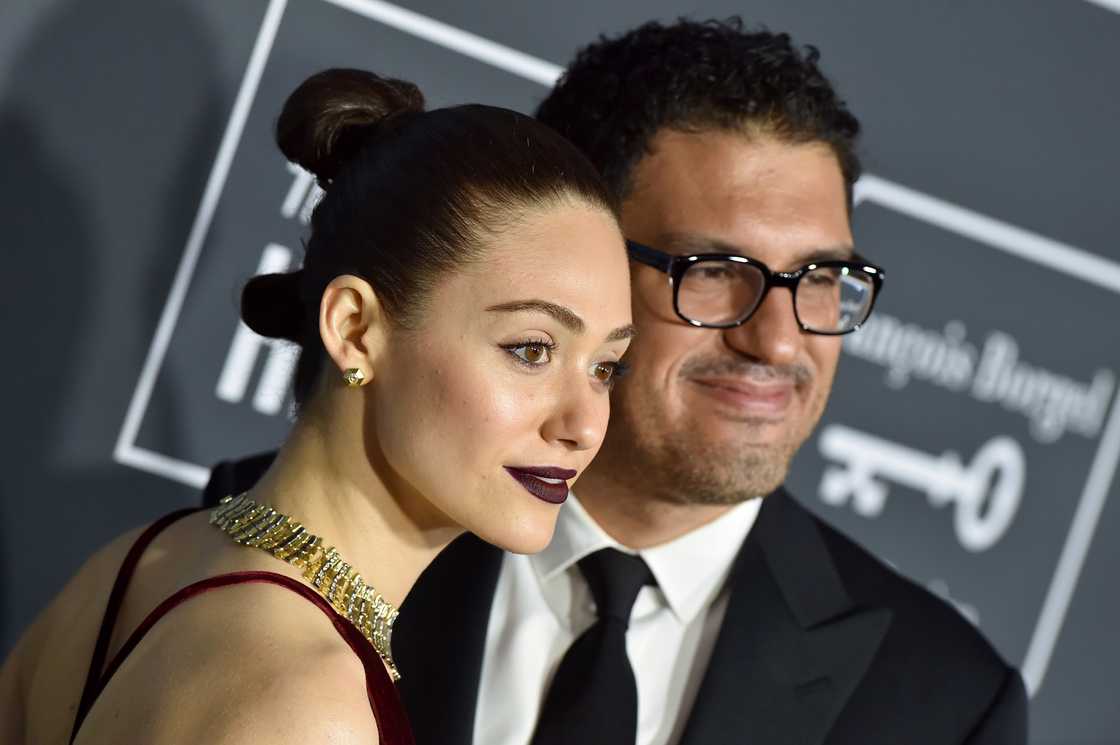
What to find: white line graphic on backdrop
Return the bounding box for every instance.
[854,176,1120,294]
[1022,388,1120,693]
[215,243,297,415]
[114,0,1120,698]
[1083,0,1120,15]
[113,0,288,489]
[326,0,562,84]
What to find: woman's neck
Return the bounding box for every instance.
[246,404,462,609]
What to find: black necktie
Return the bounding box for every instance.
[530,548,657,745]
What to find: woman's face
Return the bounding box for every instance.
[367,201,633,553]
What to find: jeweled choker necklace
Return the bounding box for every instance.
[210,493,401,681]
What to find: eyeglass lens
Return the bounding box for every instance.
[676,260,876,332]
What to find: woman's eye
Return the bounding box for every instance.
[591,360,630,386]
[506,342,553,366]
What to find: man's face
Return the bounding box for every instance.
[601,128,854,504]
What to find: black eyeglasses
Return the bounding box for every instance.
[626,240,885,335]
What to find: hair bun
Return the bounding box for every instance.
[276,68,425,186]
[241,270,305,343]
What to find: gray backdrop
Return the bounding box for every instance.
[2,1,1117,742]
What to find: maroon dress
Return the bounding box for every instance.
[68,509,415,744]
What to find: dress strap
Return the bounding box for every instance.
[70,570,412,744]
[68,535,416,743]
[70,508,200,744]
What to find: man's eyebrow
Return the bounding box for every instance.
[658,232,737,255]
[793,246,857,264]
[485,300,585,333]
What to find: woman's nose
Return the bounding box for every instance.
[539,375,608,453]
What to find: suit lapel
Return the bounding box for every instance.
[393,533,503,745]
[679,490,891,745]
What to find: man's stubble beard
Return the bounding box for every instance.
[597,380,828,506]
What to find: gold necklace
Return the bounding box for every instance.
[210,493,401,681]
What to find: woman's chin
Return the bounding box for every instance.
[473,510,559,555]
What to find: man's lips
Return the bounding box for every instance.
[688,377,795,416]
[504,466,576,504]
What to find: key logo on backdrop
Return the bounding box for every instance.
[114,0,1120,697]
[821,315,1113,553]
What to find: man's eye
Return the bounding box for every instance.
[695,266,734,280]
[804,271,839,287]
[506,342,553,366]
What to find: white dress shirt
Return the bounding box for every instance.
[473,493,761,745]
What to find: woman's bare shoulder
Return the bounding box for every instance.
[72,571,381,745]
[17,522,148,665]
[5,522,151,745]
[187,649,381,745]
[11,511,388,745]
[28,523,148,646]
[13,510,291,745]
[76,643,380,745]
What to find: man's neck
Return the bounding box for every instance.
[572,465,737,550]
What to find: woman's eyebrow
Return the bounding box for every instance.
[606,324,637,342]
[487,300,634,343]
[485,300,585,333]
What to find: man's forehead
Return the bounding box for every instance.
[637,127,839,180]
[621,130,854,264]
[653,231,855,267]
[626,131,846,213]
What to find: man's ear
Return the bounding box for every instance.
[318,274,388,383]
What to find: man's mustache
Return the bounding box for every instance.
[678,357,813,386]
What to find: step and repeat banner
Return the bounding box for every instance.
[2,1,1117,742]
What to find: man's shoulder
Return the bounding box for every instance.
[788,494,1013,674]
[779,494,1027,739]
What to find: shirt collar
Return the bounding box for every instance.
[533,493,616,581]
[641,498,761,623]
[531,493,762,624]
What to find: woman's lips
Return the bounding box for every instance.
[504,466,576,504]
[689,377,794,417]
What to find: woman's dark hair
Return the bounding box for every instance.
[242,68,617,406]
[535,18,862,205]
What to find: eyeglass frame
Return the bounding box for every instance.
[625,239,885,335]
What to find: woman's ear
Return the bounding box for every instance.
[318,274,388,383]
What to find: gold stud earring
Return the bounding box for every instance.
[343,368,366,387]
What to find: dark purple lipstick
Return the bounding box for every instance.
[504,465,577,504]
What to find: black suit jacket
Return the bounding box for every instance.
[203,454,1027,745]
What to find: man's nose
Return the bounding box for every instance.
[720,287,802,365]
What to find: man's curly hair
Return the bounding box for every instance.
[536,18,861,204]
